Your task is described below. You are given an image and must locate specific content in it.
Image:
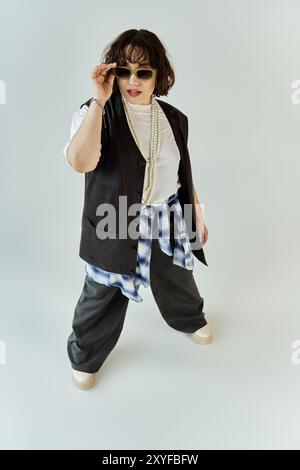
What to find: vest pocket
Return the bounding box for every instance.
[82,212,119,239]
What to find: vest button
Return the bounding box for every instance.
[139,160,146,166]
[129,270,135,276]
[137,191,142,198]
[131,245,137,250]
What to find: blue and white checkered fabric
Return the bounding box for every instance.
[85,192,195,302]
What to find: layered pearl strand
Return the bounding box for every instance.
[121,93,161,205]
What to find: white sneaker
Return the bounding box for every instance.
[72,369,95,390]
[191,323,213,345]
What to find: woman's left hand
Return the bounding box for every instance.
[197,222,209,246]
[202,223,208,245]
[195,203,208,246]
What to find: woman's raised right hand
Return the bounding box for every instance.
[90,62,117,106]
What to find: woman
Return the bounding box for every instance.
[63,29,212,390]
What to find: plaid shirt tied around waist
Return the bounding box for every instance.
[85,192,196,302]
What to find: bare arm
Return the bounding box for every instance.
[66,61,116,173]
[193,184,205,227]
[66,100,105,173]
[193,184,199,205]
[193,184,208,244]
[193,184,203,215]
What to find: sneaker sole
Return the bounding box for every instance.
[191,332,213,345]
[72,374,95,390]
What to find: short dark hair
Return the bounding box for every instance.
[100,29,175,97]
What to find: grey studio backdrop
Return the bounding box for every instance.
[0,0,299,450]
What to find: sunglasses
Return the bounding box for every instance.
[110,65,157,80]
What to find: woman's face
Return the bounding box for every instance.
[116,60,157,105]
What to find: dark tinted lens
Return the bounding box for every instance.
[115,67,130,78]
[137,69,153,79]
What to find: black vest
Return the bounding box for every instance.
[78,87,208,276]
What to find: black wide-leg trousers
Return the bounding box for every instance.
[67,238,207,373]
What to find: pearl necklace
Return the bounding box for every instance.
[121,93,161,205]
